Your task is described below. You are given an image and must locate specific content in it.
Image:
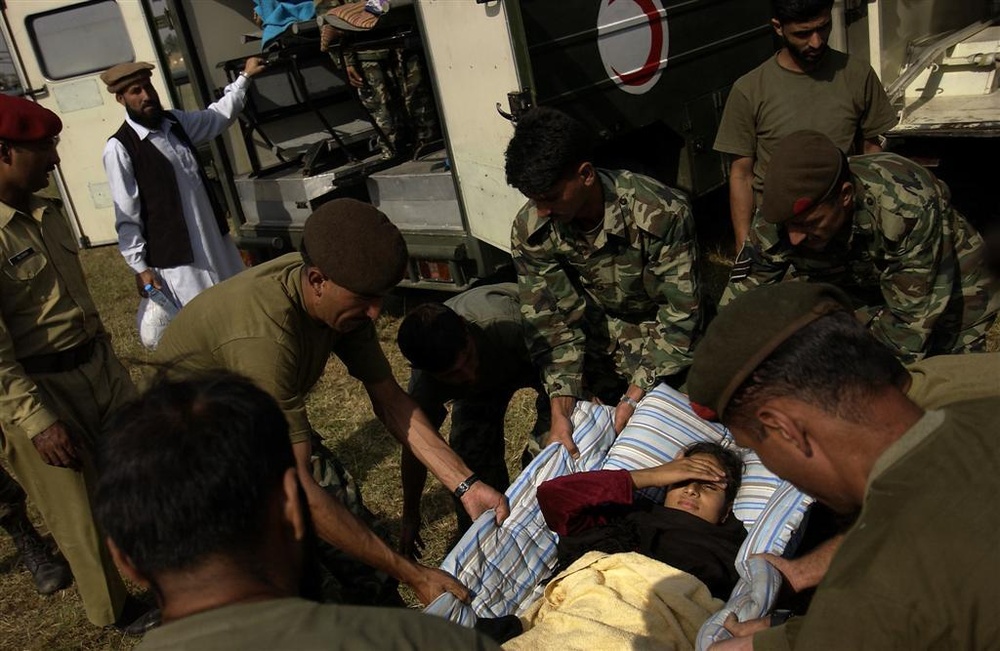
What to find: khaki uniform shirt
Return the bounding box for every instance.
[724,154,1000,363]
[512,169,700,398]
[754,398,1000,650]
[138,597,502,650]
[154,253,392,444]
[714,49,897,206]
[0,196,102,438]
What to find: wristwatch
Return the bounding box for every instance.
[619,394,639,409]
[453,474,480,499]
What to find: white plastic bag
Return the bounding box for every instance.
[137,296,175,350]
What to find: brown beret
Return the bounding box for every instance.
[0,94,62,142]
[100,62,154,94]
[302,198,408,295]
[761,130,846,224]
[687,283,852,422]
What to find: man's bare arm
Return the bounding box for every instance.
[366,377,510,523]
[755,534,844,592]
[728,156,755,253]
[292,439,469,605]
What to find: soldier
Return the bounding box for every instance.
[316,0,440,159]
[505,107,701,458]
[689,283,999,650]
[94,372,500,650]
[154,198,509,606]
[714,0,896,251]
[0,95,153,631]
[722,130,999,362]
[396,283,550,542]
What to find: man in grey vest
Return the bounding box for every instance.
[100,57,264,347]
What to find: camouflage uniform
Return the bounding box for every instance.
[512,169,701,401]
[316,0,439,156]
[723,153,1000,363]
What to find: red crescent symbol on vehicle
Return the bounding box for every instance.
[609,0,664,87]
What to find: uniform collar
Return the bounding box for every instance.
[864,408,942,497]
[0,195,52,229]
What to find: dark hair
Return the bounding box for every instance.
[397,302,469,373]
[771,0,834,23]
[504,107,595,196]
[94,372,296,578]
[300,238,315,269]
[682,442,744,506]
[726,311,907,437]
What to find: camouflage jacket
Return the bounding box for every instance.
[512,169,700,398]
[723,153,1000,362]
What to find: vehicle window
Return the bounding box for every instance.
[0,28,24,94]
[26,0,134,81]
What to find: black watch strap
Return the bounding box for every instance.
[453,474,481,499]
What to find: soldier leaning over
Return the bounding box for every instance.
[723,130,999,362]
[505,107,701,458]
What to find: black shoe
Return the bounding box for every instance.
[3,507,73,595]
[113,597,161,636]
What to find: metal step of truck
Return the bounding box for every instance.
[366,150,465,232]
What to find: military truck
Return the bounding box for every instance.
[1,0,996,288]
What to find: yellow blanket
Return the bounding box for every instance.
[503,551,723,651]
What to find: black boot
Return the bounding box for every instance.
[1,505,73,595]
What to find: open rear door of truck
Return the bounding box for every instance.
[416,0,531,254]
[1,0,172,245]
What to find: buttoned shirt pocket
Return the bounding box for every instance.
[2,247,48,283]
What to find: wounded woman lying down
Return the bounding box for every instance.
[496,443,747,649]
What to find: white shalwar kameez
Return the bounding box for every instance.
[103,76,251,347]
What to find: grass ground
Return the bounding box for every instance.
[1,233,997,650]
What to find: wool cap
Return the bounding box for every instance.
[687,283,853,422]
[761,130,846,224]
[302,198,408,295]
[0,94,62,142]
[100,62,154,94]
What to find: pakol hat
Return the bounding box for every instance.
[0,94,62,142]
[761,130,847,224]
[302,198,408,296]
[687,283,853,422]
[100,62,154,94]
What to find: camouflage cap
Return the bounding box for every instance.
[302,198,408,296]
[100,62,154,94]
[761,130,845,224]
[687,283,852,421]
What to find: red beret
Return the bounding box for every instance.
[0,94,62,142]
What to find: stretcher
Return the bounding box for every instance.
[423,384,813,649]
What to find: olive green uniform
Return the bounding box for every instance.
[0,196,133,626]
[511,169,700,402]
[714,50,896,208]
[155,253,392,445]
[138,597,501,650]
[154,253,398,604]
[753,398,1000,650]
[723,154,1000,363]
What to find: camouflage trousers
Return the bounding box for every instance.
[449,390,550,532]
[0,464,27,523]
[355,47,440,154]
[308,433,403,607]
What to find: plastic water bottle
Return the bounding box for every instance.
[144,283,179,317]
